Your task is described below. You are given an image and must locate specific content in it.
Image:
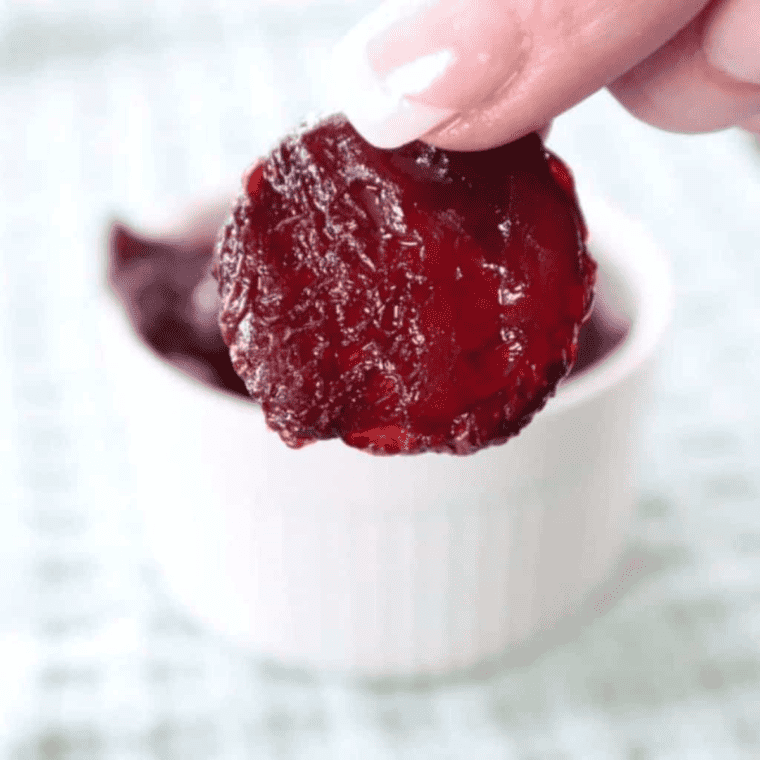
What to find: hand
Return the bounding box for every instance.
[328,0,760,150]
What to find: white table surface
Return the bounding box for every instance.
[2,1,760,757]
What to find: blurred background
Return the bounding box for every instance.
[1,0,760,757]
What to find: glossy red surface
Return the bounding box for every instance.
[213,115,595,454]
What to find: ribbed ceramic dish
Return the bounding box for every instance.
[99,193,672,677]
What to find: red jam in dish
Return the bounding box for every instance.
[212,114,596,455]
[108,222,249,398]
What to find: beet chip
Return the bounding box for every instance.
[214,115,595,454]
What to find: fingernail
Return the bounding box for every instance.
[703,0,760,85]
[328,0,526,148]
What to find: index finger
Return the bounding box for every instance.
[327,0,711,150]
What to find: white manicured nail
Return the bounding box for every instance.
[329,30,456,147]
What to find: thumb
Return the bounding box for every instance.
[326,0,711,151]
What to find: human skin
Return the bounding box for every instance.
[327,0,760,150]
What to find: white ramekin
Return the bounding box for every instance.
[99,193,672,678]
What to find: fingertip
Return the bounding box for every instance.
[325,9,457,148]
[326,0,527,150]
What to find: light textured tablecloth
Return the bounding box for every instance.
[1,1,760,757]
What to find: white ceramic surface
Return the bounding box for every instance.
[99,193,672,677]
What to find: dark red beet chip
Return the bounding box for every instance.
[213,114,595,455]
